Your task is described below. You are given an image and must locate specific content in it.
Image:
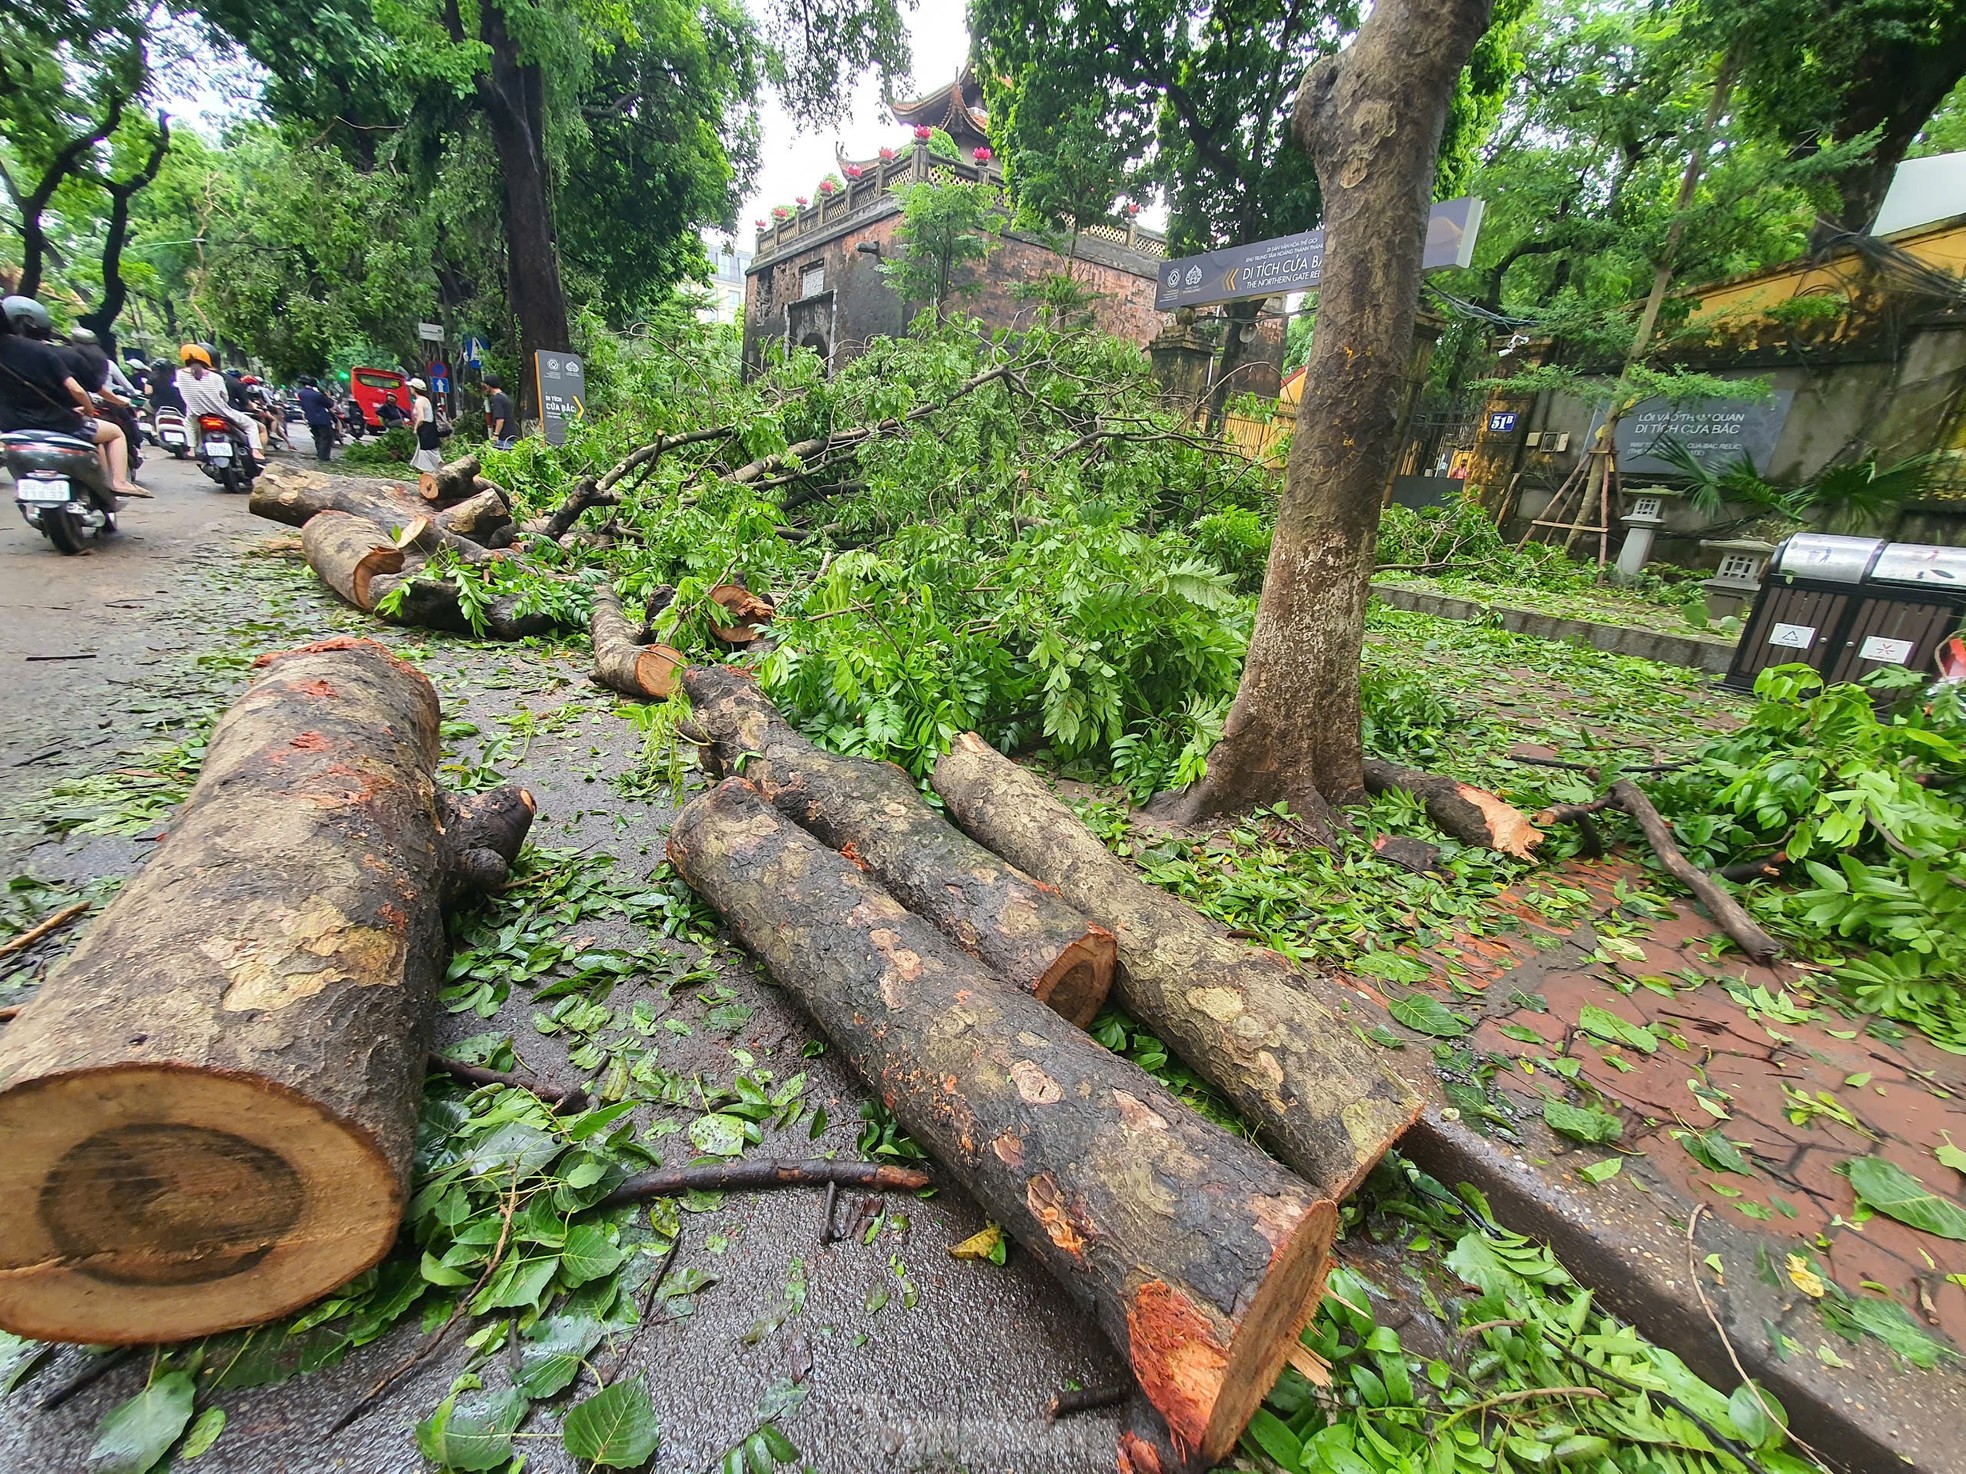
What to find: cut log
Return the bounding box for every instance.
[417,454,481,504]
[1360,758,1543,859]
[667,779,1336,1469]
[932,733,1422,1200]
[708,583,774,645]
[301,510,403,611]
[362,565,567,641]
[590,592,684,700]
[431,486,510,540]
[251,472,506,545]
[0,639,533,1343]
[682,666,1114,1025]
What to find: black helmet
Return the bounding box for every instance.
[2,295,52,335]
[69,326,99,346]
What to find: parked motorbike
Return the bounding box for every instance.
[195,414,261,494]
[153,405,191,459]
[3,430,118,555]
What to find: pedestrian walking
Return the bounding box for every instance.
[408,377,443,474]
[484,374,516,450]
[297,375,337,462]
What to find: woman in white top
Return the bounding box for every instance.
[408,377,443,473]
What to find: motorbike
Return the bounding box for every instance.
[3,430,118,555]
[153,405,191,459]
[195,414,261,494]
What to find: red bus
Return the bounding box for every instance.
[348,367,412,430]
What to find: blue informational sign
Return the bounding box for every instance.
[461,336,487,369]
[1487,411,1519,433]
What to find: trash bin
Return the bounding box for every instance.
[1722,533,1966,693]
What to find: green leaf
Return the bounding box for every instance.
[1579,1157,1622,1184]
[1243,1408,1304,1468]
[1936,1135,1966,1176]
[414,1386,527,1472]
[563,1377,661,1468]
[1388,993,1469,1039]
[518,1314,606,1398]
[179,1406,226,1460]
[1841,1156,1966,1240]
[1675,1128,1755,1176]
[1543,1097,1622,1145]
[689,1112,748,1157]
[89,1371,195,1474]
[561,1224,626,1286]
[1577,1004,1657,1054]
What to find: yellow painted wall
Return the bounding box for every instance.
[1687,218,1966,320]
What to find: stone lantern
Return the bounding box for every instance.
[1613,485,1681,579]
[1698,538,1778,618]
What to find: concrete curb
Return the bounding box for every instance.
[1371,582,1738,675]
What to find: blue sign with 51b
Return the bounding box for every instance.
[1487,411,1519,433]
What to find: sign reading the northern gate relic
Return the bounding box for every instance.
[1152,197,1485,311]
[1608,391,1796,476]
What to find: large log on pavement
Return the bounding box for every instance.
[301,511,563,641]
[682,665,1114,1025]
[590,591,683,700]
[932,733,1422,1199]
[251,470,508,544]
[0,639,534,1344]
[668,779,1335,1470]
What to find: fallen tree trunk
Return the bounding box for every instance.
[417,454,480,504]
[250,472,508,544]
[668,779,1336,1470]
[1361,759,1543,859]
[590,591,683,700]
[301,510,403,610]
[682,667,1114,1025]
[0,639,533,1343]
[932,733,1421,1200]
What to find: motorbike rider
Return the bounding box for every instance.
[296,375,337,462]
[149,360,185,415]
[176,345,264,462]
[239,374,285,450]
[0,296,141,497]
[65,328,145,477]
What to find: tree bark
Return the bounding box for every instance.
[1164,0,1496,820]
[0,639,533,1343]
[681,667,1115,1025]
[667,779,1336,1469]
[932,734,1421,1199]
[11,92,125,300]
[1607,780,1781,963]
[1360,759,1543,859]
[250,473,507,544]
[590,591,683,700]
[301,511,404,611]
[418,454,483,505]
[75,111,170,353]
[479,0,570,418]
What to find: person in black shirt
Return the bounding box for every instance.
[377,394,406,431]
[0,297,138,494]
[65,329,143,473]
[483,374,516,449]
[149,361,185,414]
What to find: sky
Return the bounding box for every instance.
[718,2,976,254]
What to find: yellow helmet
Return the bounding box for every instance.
[179,342,213,367]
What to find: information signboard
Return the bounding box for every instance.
[1153,196,1484,311]
[533,351,586,447]
[1606,391,1796,475]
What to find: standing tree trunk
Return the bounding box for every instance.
[7,92,126,300]
[478,0,570,418]
[0,640,532,1344]
[75,112,170,354]
[1167,0,1496,821]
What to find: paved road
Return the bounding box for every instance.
[0,451,1132,1473]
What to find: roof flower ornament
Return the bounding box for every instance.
[818,179,837,195]
[795,195,808,207]
[973,146,993,164]
[878,146,895,162]
[912,125,932,142]
[844,163,864,179]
